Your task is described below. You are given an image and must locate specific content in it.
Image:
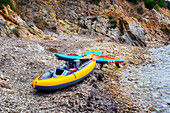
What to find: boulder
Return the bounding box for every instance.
[135,5,144,15]
[0,82,12,90]
[160,24,170,39]
[48,47,59,53]
[44,36,53,40]
[118,16,147,47]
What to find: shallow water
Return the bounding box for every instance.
[119,45,170,112]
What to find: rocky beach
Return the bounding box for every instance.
[0,0,169,112]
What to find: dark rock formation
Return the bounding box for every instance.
[118,16,147,47]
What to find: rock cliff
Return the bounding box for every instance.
[0,0,170,112]
[1,0,168,46]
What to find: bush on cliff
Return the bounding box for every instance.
[166,1,170,10]
[144,0,167,9]
[89,0,101,5]
[126,0,156,9]
[11,28,20,37]
[144,0,156,9]
[127,0,168,10]
[108,15,113,20]
[0,0,15,11]
[158,0,165,7]
[155,3,159,10]
[127,0,139,4]
[110,19,117,29]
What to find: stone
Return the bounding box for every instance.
[134,4,145,15]
[23,36,31,41]
[49,47,59,53]
[44,36,53,40]
[161,23,170,39]
[149,107,157,111]
[0,82,12,89]
[96,39,103,43]
[32,36,38,39]
[118,16,147,47]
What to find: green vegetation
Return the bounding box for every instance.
[144,0,156,9]
[127,0,139,4]
[12,28,20,37]
[89,0,101,5]
[166,1,170,3]
[108,15,113,20]
[110,19,117,29]
[158,0,165,7]
[108,15,117,28]
[0,0,15,11]
[127,0,168,10]
[155,3,159,10]
[144,0,169,9]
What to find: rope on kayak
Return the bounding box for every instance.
[73,73,76,79]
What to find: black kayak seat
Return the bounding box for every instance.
[66,60,82,69]
[53,68,70,77]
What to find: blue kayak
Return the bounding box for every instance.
[55,53,83,61]
[55,53,124,63]
[85,49,102,56]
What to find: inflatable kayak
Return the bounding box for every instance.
[85,49,102,56]
[55,53,124,63]
[55,49,102,61]
[32,57,96,90]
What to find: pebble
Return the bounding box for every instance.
[0,34,152,112]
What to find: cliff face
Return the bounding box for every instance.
[0,5,44,40]
[0,1,169,112]
[0,0,169,45]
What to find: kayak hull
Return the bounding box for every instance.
[33,69,94,90]
[55,53,83,61]
[32,60,96,90]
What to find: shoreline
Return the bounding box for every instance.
[0,35,169,112]
[111,44,170,112]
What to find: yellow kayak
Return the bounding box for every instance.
[32,58,96,90]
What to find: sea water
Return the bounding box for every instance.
[119,45,170,112]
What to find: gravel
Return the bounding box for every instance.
[0,34,152,112]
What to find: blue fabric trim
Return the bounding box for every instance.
[85,51,102,56]
[55,53,82,61]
